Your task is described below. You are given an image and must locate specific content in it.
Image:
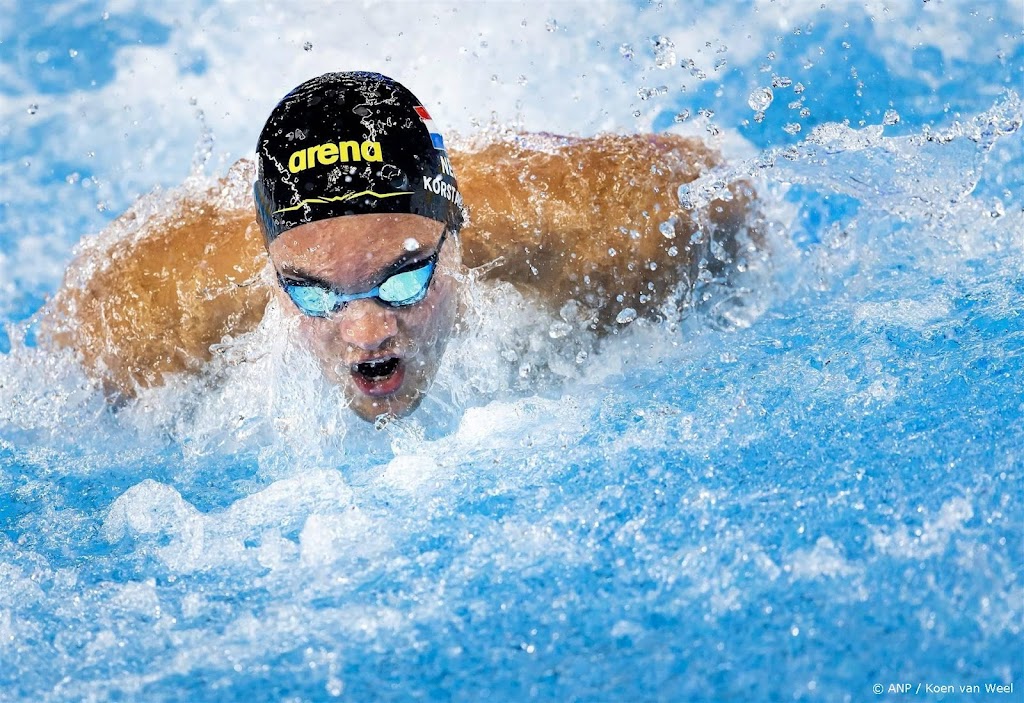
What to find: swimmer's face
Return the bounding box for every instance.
[268,214,461,422]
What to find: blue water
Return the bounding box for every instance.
[1,2,1022,701]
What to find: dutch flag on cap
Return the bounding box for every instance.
[414,106,446,151]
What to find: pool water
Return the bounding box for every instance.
[1,2,1021,701]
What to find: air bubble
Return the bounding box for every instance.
[303,42,313,51]
[615,308,637,324]
[619,43,634,60]
[545,19,558,32]
[793,82,805,94]
[68,49,78,58]
[673,109,690,123]
[771,75,792,88]
[659,219,677,239]
[27,104,38,115]
[403,238,420,251]
[784,123,802,134]
[883,109,900,126]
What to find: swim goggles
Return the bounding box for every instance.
[277,229,448,318]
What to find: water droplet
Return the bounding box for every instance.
[678,185,694,210]
[608,247,617,257]
[326,677,344,697]
[771,75,792,88]
[548,321,572,339]
[35,51,49,64]
[783,123,802,135]
[517,74,528,86]
[793,82,805,94]
[616,308,637,324]
[403,238,420,251]
[668,246,679,257]
[102,11,109,20]
[65,172,80,185]
[26,103,38,115]
[68,49,78,58]
[96,201,107,212]
[303,41,313,51]
[659,219,677,239]
[714,58,727,71]
[748,87,774,111]
[636,86,667,100]
[650,35,676,69]
[753,110,766,123]
[575,350,588,364]
[883,109,900,126]
[189,96,198,106]
[545,19,558,32]
[619,43,634,60]
[673,109,690,123]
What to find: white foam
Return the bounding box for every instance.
[871,496,975,560]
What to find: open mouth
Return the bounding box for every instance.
[350,356,405,397]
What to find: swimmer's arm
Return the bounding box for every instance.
[452,133,762,329]
[41,186,270,397]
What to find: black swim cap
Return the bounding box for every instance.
[254,71,463,244]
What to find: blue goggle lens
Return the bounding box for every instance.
[378,261,434,304]
[285,283,332,317]
[282,258,437,318]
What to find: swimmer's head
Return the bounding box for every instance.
[255,72,464,423]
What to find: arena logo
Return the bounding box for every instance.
[288,140,383,173]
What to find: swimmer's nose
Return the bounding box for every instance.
[335,298,399,351]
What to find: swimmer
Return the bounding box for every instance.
[43,71,762,422]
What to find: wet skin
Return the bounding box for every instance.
[267,213,461,422]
